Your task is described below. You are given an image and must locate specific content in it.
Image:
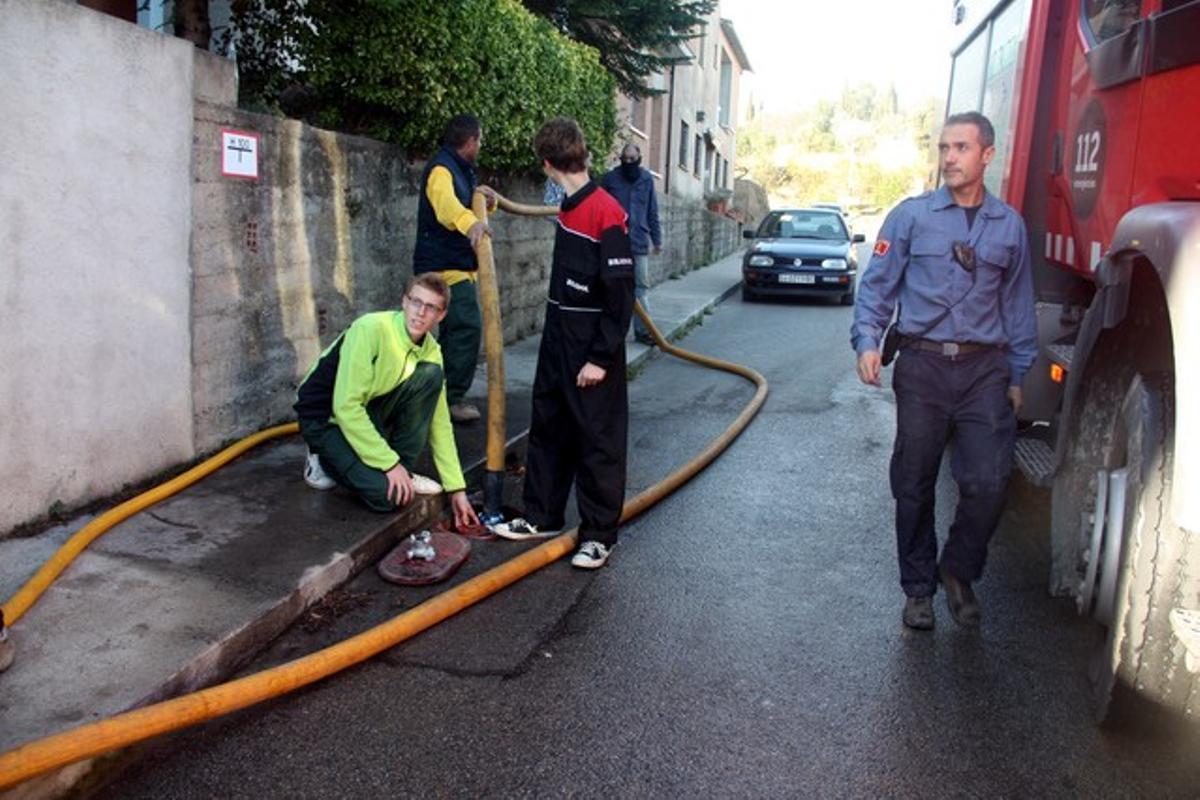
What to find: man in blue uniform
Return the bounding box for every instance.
[851,111,1037,630]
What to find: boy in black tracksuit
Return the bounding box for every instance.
[492,118,635,569]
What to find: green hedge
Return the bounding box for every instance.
[232,0,617,172]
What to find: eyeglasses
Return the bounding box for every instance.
[952,241,976,273]
[404,295,444,315]
[620,156,639,163]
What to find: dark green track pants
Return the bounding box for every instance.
[439,280,482,405]
[299,362,443,512]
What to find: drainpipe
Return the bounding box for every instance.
[664,63,676,197]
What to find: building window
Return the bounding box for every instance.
[719,54,733,127]
[723,159,729,189]
[694,134,702,175]
[679,121,690,168]
[698,25,706,66]
[713,153,721,191]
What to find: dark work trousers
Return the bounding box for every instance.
[298,362,443,512]
[439,279,482,405]
[522,341,629,547]
[890,347,1016,597]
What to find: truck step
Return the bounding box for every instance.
[1044,342,1076,371]
[1170,608,1200,674]
[1015,436,1055,487]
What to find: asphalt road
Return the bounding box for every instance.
[108,288,1200,798]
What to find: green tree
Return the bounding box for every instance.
[228,0,617,172]
[736,82,940,211]
[520,0,716,96]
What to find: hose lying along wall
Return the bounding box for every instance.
[0,194,768,791]
[0,423,300,627]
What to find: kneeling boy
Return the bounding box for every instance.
[294,274,479,529]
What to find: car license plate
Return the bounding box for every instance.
[778,273,815,284]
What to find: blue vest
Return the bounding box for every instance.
[413,146,478,274]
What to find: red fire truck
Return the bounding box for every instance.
[947,0,1200,719]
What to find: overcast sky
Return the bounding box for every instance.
[719,0,956,114]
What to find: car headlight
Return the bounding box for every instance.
[821,258,848,269]
[748,255,774,267]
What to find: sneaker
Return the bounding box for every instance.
[571,540,612,569]
[410,473,443,495]
[449,403,481,423]
[303,449,336,490]
[0,629,13,673]
[490,518,560,541]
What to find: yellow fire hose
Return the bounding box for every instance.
[0,193,767,791]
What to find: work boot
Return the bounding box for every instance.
[939,564,982,628]
[450,402,481,423]
[902,597,934,630]
[0,627,14,673]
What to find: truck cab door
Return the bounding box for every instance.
[1050,0,1148,275]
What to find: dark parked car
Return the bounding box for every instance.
[741,208,866,305]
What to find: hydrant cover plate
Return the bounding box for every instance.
[378,530,471,586]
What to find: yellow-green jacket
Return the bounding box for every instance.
[294,311,466,492]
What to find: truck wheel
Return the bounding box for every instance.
[742,285,756,303]
[840,287,855,306]
[1049,336,1132,600]
[1069,373,1199,721]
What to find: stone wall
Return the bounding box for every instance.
[189,102,565,451]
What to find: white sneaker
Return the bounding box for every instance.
[303,449,336,490]
[450,402,481,423]
[0,628,14,673]
[410,473,443,495]
[571,540,612,569]
[490,517,560,541]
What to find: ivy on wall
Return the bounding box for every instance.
[230,0,617,172]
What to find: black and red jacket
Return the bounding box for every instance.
[545,181,635,369]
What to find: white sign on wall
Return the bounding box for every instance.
[221,129,260,179]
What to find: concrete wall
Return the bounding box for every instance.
[0,0,197,532]
[189,101,563,451]
[0,0,743,535]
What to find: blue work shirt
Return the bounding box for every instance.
[851,185,1038,386]
[600,167,662,255]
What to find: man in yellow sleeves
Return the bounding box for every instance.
[413,114,497,424]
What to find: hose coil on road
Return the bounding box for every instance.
[0,193,767,791]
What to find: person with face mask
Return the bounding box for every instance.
[601,143,662,344]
